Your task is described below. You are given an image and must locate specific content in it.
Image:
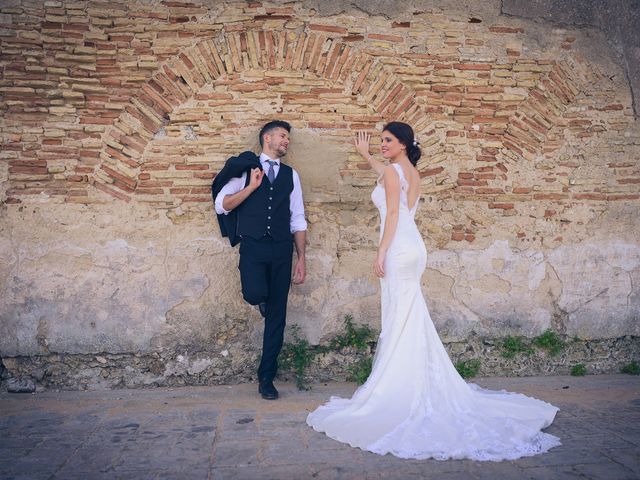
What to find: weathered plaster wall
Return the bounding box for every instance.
[0,0,639,389]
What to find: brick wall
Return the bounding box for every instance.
[3,2,637,217]
[1,1,639,388]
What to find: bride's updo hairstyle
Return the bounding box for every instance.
[383,121,422,166]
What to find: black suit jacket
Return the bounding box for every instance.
[211,151,261,246]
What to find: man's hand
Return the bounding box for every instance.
[292,230,307,285]
[248,167,264,190]
[221,167,264,212]
[292,258,306,284]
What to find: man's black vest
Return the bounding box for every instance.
[237,163,294,241]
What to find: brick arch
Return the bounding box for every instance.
[447,53,603,242]
[499,56,591,162]
[451,56,592,191]
[90,29,440,202]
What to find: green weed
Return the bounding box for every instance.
[621,361,640,375]
[281,315,377,390]
[533,329,566,356]
[347,356,373,385]
[501,336,534,358]
[329,314,375,351]
[570,363,587,376]
[279,325,314,390]
[455,359,481,379]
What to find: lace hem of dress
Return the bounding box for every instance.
[307,420,561,462]
[369,432,562,462]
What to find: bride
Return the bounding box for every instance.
[306,122,561,461]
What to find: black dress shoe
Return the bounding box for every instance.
[258,302,267,318]
[258,380,279,400]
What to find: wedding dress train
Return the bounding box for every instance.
[307,163,560,461]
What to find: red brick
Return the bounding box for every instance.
[309,24,347,34]
[175,164,210,170]
[600,104,623,111]
[454,63,491,71]
[141,164,171,173]
[254,14,291,20]
[475,173,496,180]
[9,166,48,174]
[489,203,514,209]
[195,172,216,179]
[573,193,606,200]
[489,26,524,33]
[477,188,504,194]
[503,140,523,156]
[101,165,137,189]
[607,194,640,200]
[368,33,403,43]
[178,196,210,202]
[136,188,165,195]
[421,166,444,177]
[533,193,568,200]
[94,182,131,202]
[457,179,488,187]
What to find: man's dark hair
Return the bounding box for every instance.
[259,120,291,147]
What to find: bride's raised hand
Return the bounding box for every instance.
[356,131,385,176]
[354,131,371,160]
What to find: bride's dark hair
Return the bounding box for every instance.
[382,121,421,166]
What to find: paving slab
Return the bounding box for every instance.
[0,374,638,480]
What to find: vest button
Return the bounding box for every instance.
[270,187,273,191]
[267,226,271,229]
[269,197,272,200]
[268,206,271,209]
[268,216,271,220]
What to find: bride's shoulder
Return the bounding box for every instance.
[383,164,401,180]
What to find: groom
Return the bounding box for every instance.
[213,120,307,400]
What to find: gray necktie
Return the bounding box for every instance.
[266,160,277,183]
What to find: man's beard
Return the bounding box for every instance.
[267,140,288,157]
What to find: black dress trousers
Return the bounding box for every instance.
[238,235,293,382]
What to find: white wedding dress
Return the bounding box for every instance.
[307,163,561,461]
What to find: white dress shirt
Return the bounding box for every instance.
[214,152,307,233]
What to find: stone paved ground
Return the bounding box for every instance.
[1,375,639,480]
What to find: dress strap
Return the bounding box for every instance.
[392,163,409,190]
